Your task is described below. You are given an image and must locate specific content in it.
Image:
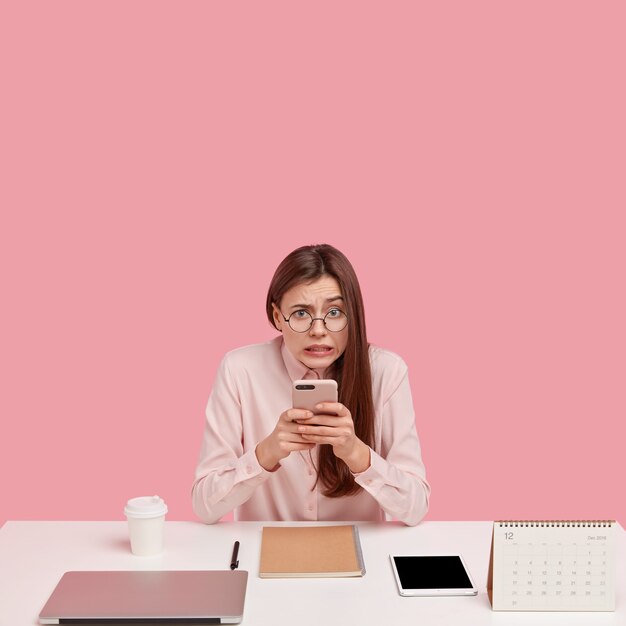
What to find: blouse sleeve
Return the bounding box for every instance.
[191,355,273,524]
[352,364,430,526]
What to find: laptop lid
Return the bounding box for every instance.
[39,570,248,624]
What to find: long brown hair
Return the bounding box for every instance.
[266,244,375,497]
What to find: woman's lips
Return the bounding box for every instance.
[304,345,333,357]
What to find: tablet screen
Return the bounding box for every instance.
[392,555,474,590]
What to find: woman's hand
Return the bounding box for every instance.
[295,402,371,473]
[255,409,316,471]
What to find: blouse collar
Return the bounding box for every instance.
[280,337,323,381]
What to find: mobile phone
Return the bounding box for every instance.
[292,379,338,414]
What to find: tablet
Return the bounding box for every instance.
[389,555,478,596]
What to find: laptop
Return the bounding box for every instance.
[39,570,248,624]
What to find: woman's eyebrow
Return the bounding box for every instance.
[288,296,344,310]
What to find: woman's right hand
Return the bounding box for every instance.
[255,409,316,471]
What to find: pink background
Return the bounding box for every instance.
[1,2,625,526]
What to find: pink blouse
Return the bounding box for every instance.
[192,336,430,525]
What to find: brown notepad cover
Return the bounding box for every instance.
[259,525,366,578]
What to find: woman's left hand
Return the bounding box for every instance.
[295,402,371,473]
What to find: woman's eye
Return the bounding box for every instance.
[293,310,309,318]
[327,308,341,318]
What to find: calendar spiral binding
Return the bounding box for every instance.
[497,520,614,528]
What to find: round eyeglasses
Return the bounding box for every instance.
[281,308,349,333]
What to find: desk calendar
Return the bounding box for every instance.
[487,520,615,611]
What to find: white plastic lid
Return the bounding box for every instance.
[124,495,168,519]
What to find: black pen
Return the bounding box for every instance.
[230,541,240,570]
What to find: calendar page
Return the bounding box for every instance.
[488,521,615,611]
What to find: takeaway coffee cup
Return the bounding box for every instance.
[124,495,168,556]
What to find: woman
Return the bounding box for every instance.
[192,244,430,525]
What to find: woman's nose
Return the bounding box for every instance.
[309,318,327,335]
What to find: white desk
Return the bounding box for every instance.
[0,520,624,625]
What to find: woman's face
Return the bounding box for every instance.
[273,275,349,372]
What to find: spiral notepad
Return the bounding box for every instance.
[259,525,365,578]
[487,520,615,611]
